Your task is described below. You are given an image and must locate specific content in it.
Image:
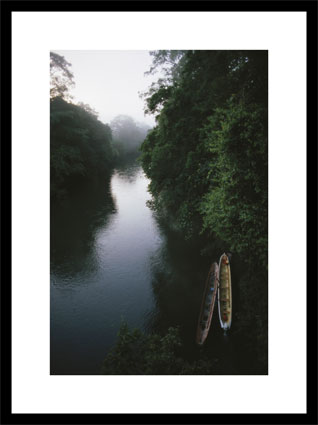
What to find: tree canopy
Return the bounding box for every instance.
[102,323,215,375]
[50,52,75,100]
[138,50,268,372]
[51,97,115,199]
[140,50,268,270]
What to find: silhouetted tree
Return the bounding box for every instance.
[50,52,75,100]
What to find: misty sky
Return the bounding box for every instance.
[54,50,160,127]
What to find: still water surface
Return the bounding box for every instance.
[51,159,250,375]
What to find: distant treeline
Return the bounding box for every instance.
[50,52,150,199]
[110,115,150,158]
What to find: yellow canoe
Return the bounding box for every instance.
[218,253,232,331]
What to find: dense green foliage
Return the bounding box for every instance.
[102,323,214,375]
[138,50,268,372]
[140,50,268,270]
[51,97,114,199]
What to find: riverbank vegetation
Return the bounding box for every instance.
[102,323,215,375]
[138,50,268,373]
[140,50,267,269]
[50,97,115,199]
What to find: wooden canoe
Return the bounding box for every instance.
[218,253,232,331]
[196,262,219,345]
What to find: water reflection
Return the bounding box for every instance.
[144,217,222,363]
[114,156,141,182]
[51,160,160,374]
[51,176,116,280]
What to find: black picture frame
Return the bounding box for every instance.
[1,1,317,424]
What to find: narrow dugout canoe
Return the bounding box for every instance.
[196,262,219,345]
[218,253,232,331]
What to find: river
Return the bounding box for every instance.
[51,158,259,375]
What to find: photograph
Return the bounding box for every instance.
[50,49,268,376]
[5,3,312,420]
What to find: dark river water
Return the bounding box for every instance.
[51,159,257,375]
